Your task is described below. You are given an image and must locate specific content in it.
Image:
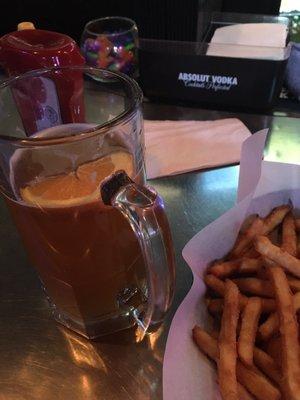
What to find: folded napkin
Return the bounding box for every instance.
[144,118,251,179]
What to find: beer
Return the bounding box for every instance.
[6,151,147,334]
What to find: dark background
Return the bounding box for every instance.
[2,0,281,43]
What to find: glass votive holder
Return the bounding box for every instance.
[81,16,139,78]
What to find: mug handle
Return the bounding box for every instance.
[101,171,175,342]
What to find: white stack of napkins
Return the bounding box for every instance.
[206,23,288,60]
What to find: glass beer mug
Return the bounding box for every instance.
[0,66,175,340]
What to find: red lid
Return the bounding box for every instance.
[2,30,73,52]
[0,29,85,75]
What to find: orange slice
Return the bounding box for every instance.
[21,151,133,207]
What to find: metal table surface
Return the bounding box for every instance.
[1,103,300,400]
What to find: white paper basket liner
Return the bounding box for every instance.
[163,130,300,400]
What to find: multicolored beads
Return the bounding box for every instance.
[82,32,138,77]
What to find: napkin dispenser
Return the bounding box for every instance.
[139,13,291,110]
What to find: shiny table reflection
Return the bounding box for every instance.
[0,104,299,400]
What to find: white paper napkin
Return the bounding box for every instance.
[206,23,288,60]
[144,118,251,179]
[210,23,288,49]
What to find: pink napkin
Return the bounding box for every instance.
[144,118,251,179]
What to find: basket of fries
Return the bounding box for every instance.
[163,130,300,400]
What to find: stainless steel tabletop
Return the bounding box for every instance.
[1,103,299,400]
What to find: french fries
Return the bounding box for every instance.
[192,326,219,360]
[294,218,300,231]
[262,205,291,235]
[268,229,280,246]
[286,276,300,292]
[218,280,240,400]
[258,292,300,341]
[204,274,225,297]
[207,297,276,315]
[268,266,300,400]
[258,311,279,341]
[193,327,281,400]
[235,363,281,400]
[208,259,241,278]
[229,205,290,259]
[209,258,263,278]
[255,235,300,278]
[237,384,255,400]
[229,217,264,258]
[232,278,274,298]
[265,335,282,367]
[207,298,224,314]
[253,347,282,385]
[238,257,264,275]
[241,247,260,259]
[238,297,261,366]
[282,212,297,256]
[192,204,300,400]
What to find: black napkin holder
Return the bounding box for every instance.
[138,13,291,110]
